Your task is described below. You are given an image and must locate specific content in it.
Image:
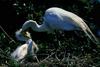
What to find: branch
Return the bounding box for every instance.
[39,52,56,63]
[0,25,16,44]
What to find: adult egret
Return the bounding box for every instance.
[11,39,39,61]
[18,7,99,44]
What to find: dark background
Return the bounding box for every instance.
[0,0,100,35]
[0,0,100,66]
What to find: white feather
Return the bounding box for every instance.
[19,7,99,44]
[11,39,39,61]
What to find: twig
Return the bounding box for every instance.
[0,25,16,43]
[55,53,61,61]
[0,48,11,60]
[34,55,40,63]
[39,52,56,63]
[61,50,66,61]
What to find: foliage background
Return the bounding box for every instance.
[0,0,100,67]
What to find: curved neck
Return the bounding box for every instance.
[32,22,49,32]
[22,20,49,32]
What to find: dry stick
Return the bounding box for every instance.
[34,55,40,63]
[0,25,16,43]
[39,52,56,63]
[39,46,62,64]
[61,50,66,62]
[39,41,63,63]
[55,41,61,61]
[55,53,61,61]
[0,48,11,60]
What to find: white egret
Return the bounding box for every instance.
[11,39,39,61]
[18,7,99,44]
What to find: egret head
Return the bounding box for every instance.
[15,29,31,41]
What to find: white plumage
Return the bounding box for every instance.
[18,7,99,44]
[11,39,39,61]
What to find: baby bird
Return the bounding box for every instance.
[11,39,39,61]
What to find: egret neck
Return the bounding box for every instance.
[21,20,50,32]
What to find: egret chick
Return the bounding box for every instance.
[11,39,39,61]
